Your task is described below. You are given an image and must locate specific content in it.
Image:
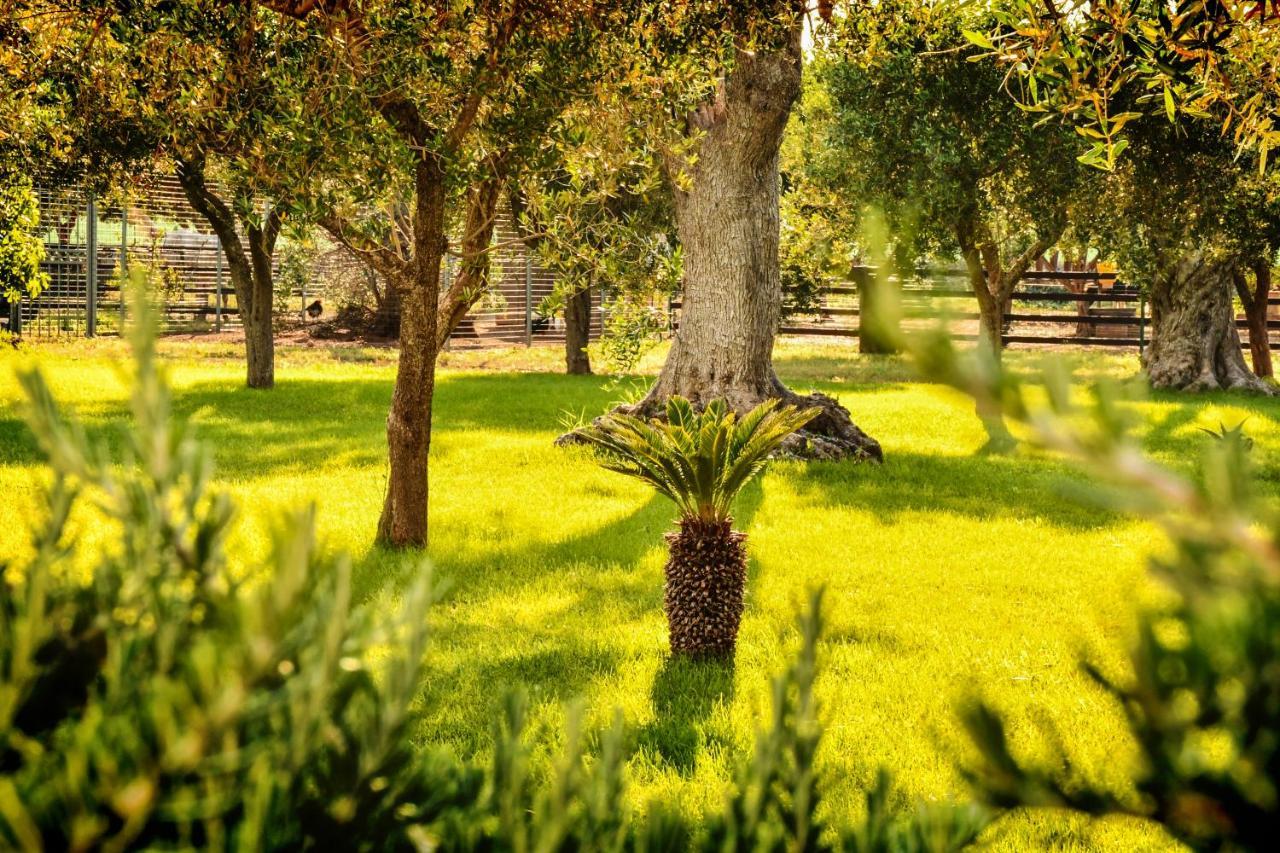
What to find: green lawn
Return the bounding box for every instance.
[5,338,1280,850]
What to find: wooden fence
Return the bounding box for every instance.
[672,268,1280,353]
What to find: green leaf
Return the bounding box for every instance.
[961,29,996,51]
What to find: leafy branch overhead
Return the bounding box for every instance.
[973,1,1280,171]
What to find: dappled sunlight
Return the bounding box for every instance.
[0,339,1267,850]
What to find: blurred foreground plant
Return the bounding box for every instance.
[0,283,474,849]
[897,317,1280,851]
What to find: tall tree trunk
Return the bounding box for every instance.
[243,223,278,389]
[175,158,279,389]
[1147,250,1274,394]
[377,159,448,548]
[564,283,592,375]
[605,25,879,461]
[1234,261,1273,379]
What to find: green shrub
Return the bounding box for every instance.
[903,325,1280,852]
[0,286,476,850]
[0,181,47,304]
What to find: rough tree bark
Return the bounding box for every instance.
[588,25,879,461]
[175,157,280,389]
[376,159,448,547]
[1147,250,1275,394]
[956,208,1063,357]
[1233,260,1274,379]
[564,283,593,375]
[321,163,503,548]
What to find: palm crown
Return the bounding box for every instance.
[580,397,817,523]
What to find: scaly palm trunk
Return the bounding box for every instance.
[664,519,748,659]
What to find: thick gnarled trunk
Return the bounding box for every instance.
[1147,250,1274,394]
[564,284,592,375]
[622,26,879,461]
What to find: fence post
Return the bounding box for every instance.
[853,265,899,354]
[119,203,128,324]
[215,247,224,332]
[85,196,98,338]
[524,255,533,346]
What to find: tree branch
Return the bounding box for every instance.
[317,208,409,284]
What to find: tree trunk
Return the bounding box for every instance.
[241,282,275,389]
[370,285,402,339]
[590,25,880,461]
[243,224,278,389]
[1234,261,1273,379]
[854,268,899,354]
[564,283,592,375]
[957,212,1061,361]
[376,159,448,548]
[664,519,746,660]
[1147,250,1274,394]
[175,158,279,389]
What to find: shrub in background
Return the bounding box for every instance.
[902,321,1280,852]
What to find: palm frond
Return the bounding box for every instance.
[580,397,817,524]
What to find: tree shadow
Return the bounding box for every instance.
[786,451,1122,531]
[636,655,736,775]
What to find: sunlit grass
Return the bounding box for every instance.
[5,337,1277,849]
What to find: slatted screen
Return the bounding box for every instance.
[15,173,597,348]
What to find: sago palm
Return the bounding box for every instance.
[580,397,816,659]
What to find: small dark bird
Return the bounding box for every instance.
[305,299,323,319]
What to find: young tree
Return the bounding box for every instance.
[513,103,676,377]
[6,1,309,388]
[812,0,1083,358]
[265,1,613,547]
[581,398,816,659]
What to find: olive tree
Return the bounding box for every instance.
[812,0,1085,358]
[1072,117,1280,393]
[5,1,310,388]
[584,2,882,461]
[261,0,624,547]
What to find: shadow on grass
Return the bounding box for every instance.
[786,451,1120,530]
[636,655,736,775]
